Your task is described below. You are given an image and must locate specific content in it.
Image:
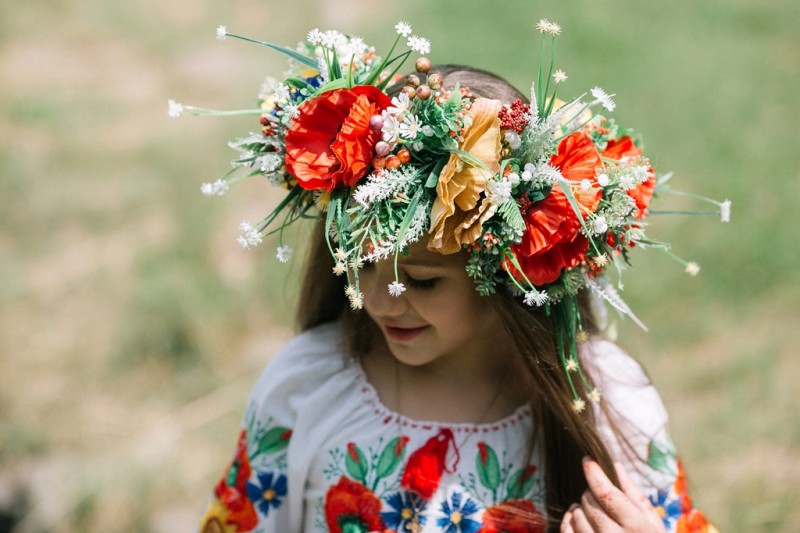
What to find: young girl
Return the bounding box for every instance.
[185,21,723,533]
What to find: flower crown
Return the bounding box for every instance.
[170,19,729,412]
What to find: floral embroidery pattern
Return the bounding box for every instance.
[324,476,386,533]
[436,492,481,533]
[199,414,292,533]
[646,438,714,533]
[381,491,428,532]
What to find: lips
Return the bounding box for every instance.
[383,324,428,342]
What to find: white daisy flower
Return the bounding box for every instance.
[399,114,422,140]
[387,93,411,116]
[381,115,402,143]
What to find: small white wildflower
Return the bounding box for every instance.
[282,103,301,119]
[395,21,413,37]
[588,388,602,404]
[276,245,292,263]
[720,199,731,223]
[521,170,533,182]
[590,86,616,112]
[487,179,513,205]
[580,179,592,191]
[347,37,367,57]
[332,262,347,276]
[421,125,434,137]
[216,25,227,41]
[504,131,522,149]
[536,19,551,33]
[399,114,422,140]
[685,262,701,276]
[321,30,345,48]
[593,216,608,235]
[388,281,406,297]
[565,359,579,372]
[572,398,586,413]
[350,257,364,270]
[349,292,364,310]
[552,69,568,83]
[618,174,635,190]
[593,254,609,267]
[523,290,549,307]
[548,22,561,36]
[274,83,291,103]
[167,99,183,118]
[237,221,263,249]
[407,35,431,55]
[334,247,348,261]
[200,179,228,197]
[597,173,610,187]
[307,28,323,45]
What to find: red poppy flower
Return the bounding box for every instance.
[324,476,386,533]
[284,85,391,191]
[478,499,546,533]
[507,132,601,285]
[200,430,257,532]
[602,136,655,219]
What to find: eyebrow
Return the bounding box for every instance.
[398,256,451,268]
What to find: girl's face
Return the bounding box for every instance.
[359,243,506,371]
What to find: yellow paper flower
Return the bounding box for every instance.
[428,97,503,254]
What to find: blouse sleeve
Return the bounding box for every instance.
[198,323,347,533]
[583,339,718,533]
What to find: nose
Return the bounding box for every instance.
[362,263,408,319]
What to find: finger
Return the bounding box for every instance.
[582,457,638,523]
[569,505,596,533]
[561,503,579,533]
[581,490,620,532]
[614,462,655,513]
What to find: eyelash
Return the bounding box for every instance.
[405,274,438,290]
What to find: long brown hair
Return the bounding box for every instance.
[296,66,620,529]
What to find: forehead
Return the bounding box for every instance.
[397,241,466,269]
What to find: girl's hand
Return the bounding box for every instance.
[560,458,666,533]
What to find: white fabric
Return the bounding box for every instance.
[203,322,695,532]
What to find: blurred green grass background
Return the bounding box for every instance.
[1,0,797,531]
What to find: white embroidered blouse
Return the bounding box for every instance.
[199,322,713,533]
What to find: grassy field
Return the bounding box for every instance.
[1,0,798,531]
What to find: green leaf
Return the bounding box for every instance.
[425,156,449,188]
[506,466,537,499]
[227,34,318,69]
[344,443,369,483]
[475,443,501,491]
[647,440,673,473]
[499,199,525,232]
[255,426,292,455]
[284,77,314,92]
[375,437,408,480]
[394,187,425,247]
[312,78,349,97]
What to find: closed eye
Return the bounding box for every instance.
[405,274,439,290]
